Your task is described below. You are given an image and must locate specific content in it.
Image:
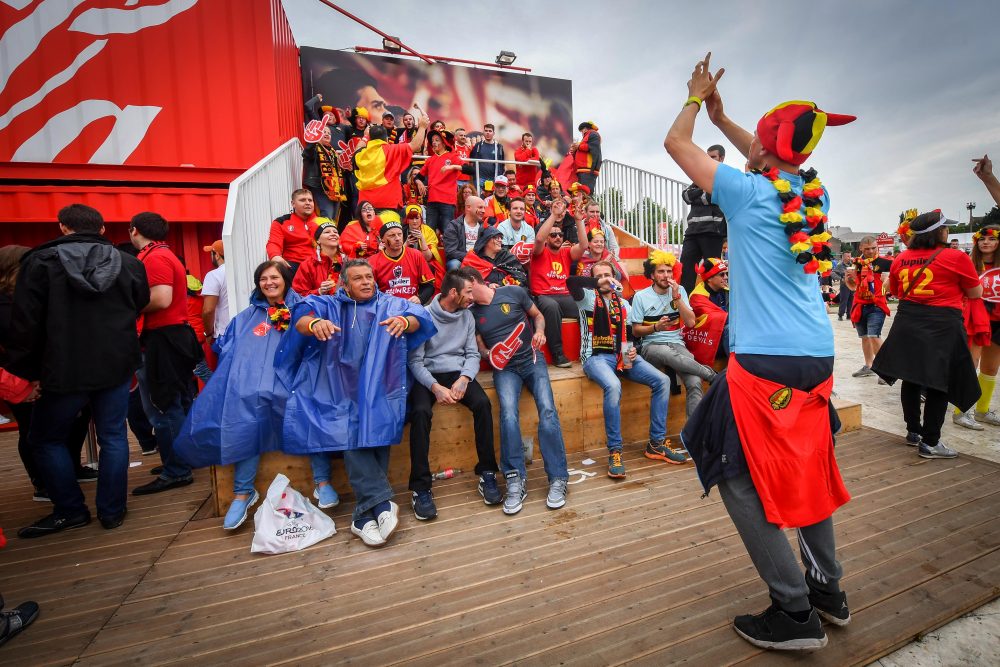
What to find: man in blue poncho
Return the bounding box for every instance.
[277,259,436,548]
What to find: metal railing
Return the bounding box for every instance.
[595,160,689,250]
[223,138,303,315]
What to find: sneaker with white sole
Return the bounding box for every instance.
[351,518,385,547]
[223,490,259,530]
[546,478,568,509]
[375,501,399,541]
[919,441,958,459]
[502,472,526,515]
[478,472,503,505]
[313,484,340,509]
[411,490,437,520]
[953,409,984,431]
[975,409,1000,426]
[733,604,827,650]
[905,431,921,446]
[851,365,874,378]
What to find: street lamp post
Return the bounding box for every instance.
[967,201,976,226]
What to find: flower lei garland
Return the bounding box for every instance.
[267,302,291,332]
[755,167,832,275]
[897,208,917,241]
[973,228,999,242]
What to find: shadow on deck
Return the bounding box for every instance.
[1,426,998,666]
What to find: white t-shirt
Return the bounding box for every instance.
[201,264,230,338]
[464,222,480,251]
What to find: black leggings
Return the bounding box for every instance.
[900,381,948,446]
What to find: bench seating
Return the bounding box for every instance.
[209,360,861,515]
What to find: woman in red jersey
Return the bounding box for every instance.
[292,220,347,296]
[872,211,984,458]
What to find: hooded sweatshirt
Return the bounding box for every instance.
[6,233,150,392]
[408,295,481,387]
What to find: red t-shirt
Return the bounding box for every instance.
[530,245,573,296]
[514,146,540,189]
[454,144,471,182]
[982,262,1000,321]
[420,151,462,205]
[139,244,188,330]
[370,247,434,299]
[889,248,980,310]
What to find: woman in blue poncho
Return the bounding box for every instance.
[174,260,320,530]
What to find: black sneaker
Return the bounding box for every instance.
[477,472,503,505]
[808,587,851,627]
[411,490,437,521]
[17,512,91,539]
[553,354,572,369]
[0,598,40,647]
[140,445,158,456]
[733,604,827,650]
[32,488,50,503]
[76,467,99,482]
[132,476,193,495]
[905,431,921,447]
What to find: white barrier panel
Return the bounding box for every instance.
[595,160,689,247]
[222,139,303,316]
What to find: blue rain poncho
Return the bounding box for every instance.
[173,289,302,467]
[275,289,436,453]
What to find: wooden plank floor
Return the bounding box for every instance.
[2,427,999,666]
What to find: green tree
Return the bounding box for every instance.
[982,206,1000,227]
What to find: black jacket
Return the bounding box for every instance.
[682,184,727,237]
[5,233,150,392]
[443,216,482,265]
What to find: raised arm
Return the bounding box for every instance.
[705,91,753,159]
[664,53,725,196]
[973,154,1000,206]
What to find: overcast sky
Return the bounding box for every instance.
[283,0,1000,233]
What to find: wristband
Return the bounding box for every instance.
[684,95,703,109]
[397,316,410,332]
[307,318,322,333]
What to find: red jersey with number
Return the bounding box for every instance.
[530,245,573,296]
[370,248,434,299]
[889,248,980,310]
[138,243,188,330]
[420,151,462,204]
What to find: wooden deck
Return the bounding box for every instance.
[1,426,999,666]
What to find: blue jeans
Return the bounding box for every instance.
[855,303,886,338]
[583,353,670,451]
[424,202,455,233]
[446,259,462,271]
[136,362,192,481]
[30,380,131,519]
[343,447,393,521]
[309,453,333,484]
[492,355,568,482]
[232,455,261,495]
[306,185,340,222]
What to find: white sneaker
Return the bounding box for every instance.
[974,409,1000,426]
[953,410,984,431]
[376,501,399,541]
[351,519,385,547]
[0,414,11,425]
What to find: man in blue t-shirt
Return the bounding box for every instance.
[467,270,569,515]
[630,251,716,419]
[664,53,857,651]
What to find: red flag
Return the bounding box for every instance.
[553,153,576,189]
[683,288,727,365]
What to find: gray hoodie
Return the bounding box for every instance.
[408,295,481,388]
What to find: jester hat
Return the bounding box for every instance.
[756,101,856,166]
[697,257,728,280]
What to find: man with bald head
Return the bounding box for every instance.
[444,195,487,270]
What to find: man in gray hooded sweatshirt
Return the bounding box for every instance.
[407,268,500,520]
[8,204,149,537]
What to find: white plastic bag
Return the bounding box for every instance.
[251,473,336,554]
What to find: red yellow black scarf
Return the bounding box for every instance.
[317,143,345,202]
[591,291,624,368]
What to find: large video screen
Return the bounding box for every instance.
[300,48,573,162]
